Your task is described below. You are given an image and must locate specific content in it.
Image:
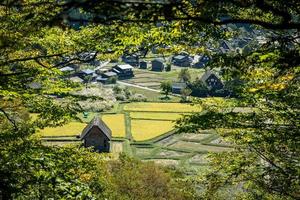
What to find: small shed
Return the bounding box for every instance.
[80,117,112,152]
[139,61,147,69]
[151,58,165,71]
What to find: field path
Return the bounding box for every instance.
[117,81,161,93]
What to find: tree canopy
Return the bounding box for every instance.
[0,0,299,199]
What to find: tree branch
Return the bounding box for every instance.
[0,108,18,131]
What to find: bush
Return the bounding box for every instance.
[116,94,127,101]
[108,76,117,84]
[165,63,171,71]
[129,93,147,102]
[78,99,115,112]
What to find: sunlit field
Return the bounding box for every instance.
[102,114,126,138]
[39,122,87,137]
[131,119,175,141]
[130,112,186,120]
[124,102,201,112]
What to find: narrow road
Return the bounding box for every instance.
[117,81,181,97]
[117,81,161,93]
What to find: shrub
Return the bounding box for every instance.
[116,94,127,101]
[165,63,171,71]
[129,93,147,102]
[108,76,117,84]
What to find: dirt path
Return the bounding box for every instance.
[117,81,161,93]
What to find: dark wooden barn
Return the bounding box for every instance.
[151,58,165,71]
[80,117,112,152]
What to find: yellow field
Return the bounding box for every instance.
[131,120,175,141]
[39,122,87,136]
[130,112,186,120]
[102,114,126,138]
[123,102,202,112]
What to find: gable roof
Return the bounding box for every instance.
[116,64,134,70]
[200,70,219,82]
[173,55,186,60]
[80,69,95,75]
[59,66,75,72]
[80,117,112,140]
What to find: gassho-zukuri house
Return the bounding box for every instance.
[80,117,112,152]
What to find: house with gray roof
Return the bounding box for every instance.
[112,64,134,79]
[172,55,192,67]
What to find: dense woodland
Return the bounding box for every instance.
[0,0,299,199]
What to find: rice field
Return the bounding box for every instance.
[124,102,201,112]
[102,114,126,138]
[39,122,87,137]
[131,119,175,141]
[130,112,186,120]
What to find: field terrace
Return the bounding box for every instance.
[37,101,234,171]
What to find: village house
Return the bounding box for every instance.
[151,58,165,71]
[192,55,210,68]
[59,66,75,73]
[172,55,192,67]
[96,71,117,84]
[80,117,112,152]
[112,64,134,79]
[172,82,187,94]
[121,54,139,67]
[139,61,147,69]
[77,69,95,79]
[69,76,84,83]
[200,70,223,90]
[220,40,233,53]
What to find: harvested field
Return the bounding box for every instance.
[134,147,154,157]
[111,142,123,153]
[189,154,209,164]
[181,133,212,141]
[170,141,232,152]
[156,150,189,158]
[144,159,179,166]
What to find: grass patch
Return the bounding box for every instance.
[124,102,202,112]
[102,114,126,138]
[131,119,175,141]
[126,86,180,102]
